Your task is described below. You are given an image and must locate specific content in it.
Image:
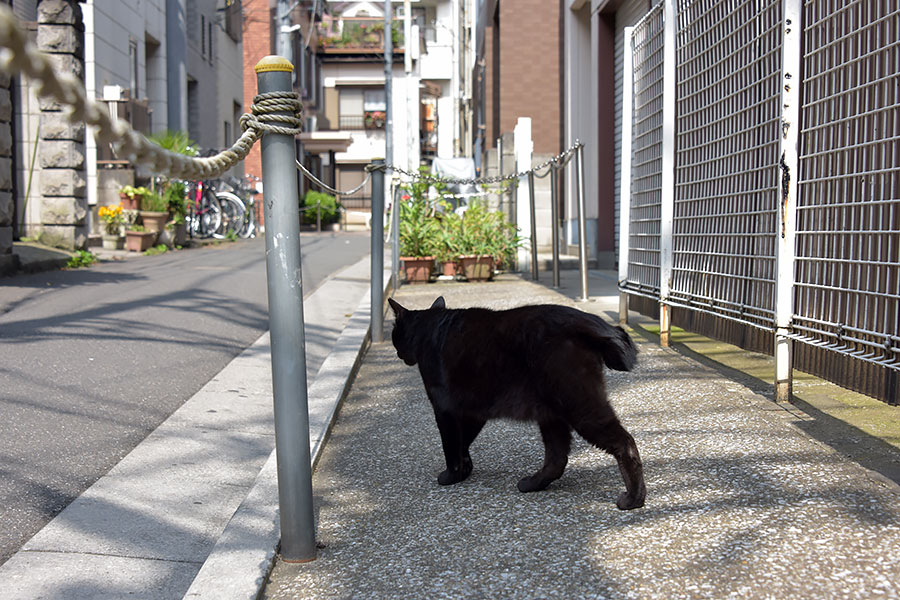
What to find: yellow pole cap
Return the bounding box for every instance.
[255,56,294,73]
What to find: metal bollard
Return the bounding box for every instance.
[575,142,590,302]
[550,164,560,289]
[371,159,385,343]
[255,56,316,563]
[528,171,539,281]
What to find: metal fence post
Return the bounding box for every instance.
[371,159,385,343]
[574,142,590,302]
[391,177,400,294]
[658,0,677,346]
[775,0,801,402]
[528,170,539,281]
[619,26,635,325]
[550,164,560,289]
[255,56,316,563]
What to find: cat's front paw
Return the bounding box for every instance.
[616,491,645,510]
[437,460,472,485]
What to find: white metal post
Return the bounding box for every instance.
[619,26,635,325]
[775,0,801,402]
[514,118,533,273]
[658,0,677,347]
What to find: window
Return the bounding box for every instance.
[224,0,242,43]
[201,14,206,56]
[129,39,139,98]
[339,88,363,129]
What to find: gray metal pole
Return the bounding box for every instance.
[384,0,393,178]
[255,56,316,563]
[391,181,400,293]
[575,142,590,302]
[371,160,385,343]
[550,164,560,289]
[528,171,538,281]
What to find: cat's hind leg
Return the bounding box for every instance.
[517,418,572,492]
[433,410,485,485]
[573,418,645,510]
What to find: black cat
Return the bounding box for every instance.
[388,296,646,510]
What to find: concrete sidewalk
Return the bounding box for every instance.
[263,271,900,599]
[0,252,389,599]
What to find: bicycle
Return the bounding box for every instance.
[220,174,260,239]
[185,179,221,239]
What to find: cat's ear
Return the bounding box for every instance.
[388,298,406,318]
[431,296,446,310]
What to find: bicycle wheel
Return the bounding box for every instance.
[197,190,222,238]
[237,198,256,238]
[213,191,246,239]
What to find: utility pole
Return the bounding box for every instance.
[404,0,415,170]
[277,0,293,61]
[384,0,393,172]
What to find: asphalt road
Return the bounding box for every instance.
[0,232,371,566]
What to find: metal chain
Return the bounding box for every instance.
[295,160,372,196]
[0,5,301,180]
[365,141,583,186]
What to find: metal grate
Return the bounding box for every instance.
[793,0,900,376]
[668,0,783,330]
[624,2,665,299]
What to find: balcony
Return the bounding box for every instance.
[338,112,386,130]
[317,18,403,53]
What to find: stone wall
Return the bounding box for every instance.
[37,0,87,250]
[0,37,13,264]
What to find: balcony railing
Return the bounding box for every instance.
[317,19,403,52]
[337,113,385,130]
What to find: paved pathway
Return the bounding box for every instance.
[264,275,900,599]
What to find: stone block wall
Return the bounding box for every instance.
[37,0,87,250]
[0,50,13,260]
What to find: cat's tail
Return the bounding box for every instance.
[580,316,638,372]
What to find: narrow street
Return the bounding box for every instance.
[0,232,371,566]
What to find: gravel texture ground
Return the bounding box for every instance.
[264,276,900,599]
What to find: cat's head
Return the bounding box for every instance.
[388,296,446,366]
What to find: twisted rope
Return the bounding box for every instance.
[0,5,301,180]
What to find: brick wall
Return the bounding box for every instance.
[241,0,271,193]
[495,0,561,155]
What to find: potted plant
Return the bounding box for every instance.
[435,206,463,278]
[124,224,156,252]
[455,200,522,281]
[397,190,439,284]
[97,204,125,249]
[119,185,149,211]
[139,189,169,235]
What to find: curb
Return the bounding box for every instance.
[183,271,392,600]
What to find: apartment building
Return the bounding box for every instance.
[6,0,243,249]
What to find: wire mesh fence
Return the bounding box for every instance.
[620,0,899,404]
[623,2,665,301]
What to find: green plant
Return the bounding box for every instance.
[98,204,125,235]
[66,250,96,269]
[225,229,238,242]
[453,200,523,267]
[140,190,168,212]
[148,130,199,157]
[398,194,439,258]
[162,180,187,217]
[127,224,146,232]
[302,190,341,225]
[143,244,168,256]
[120,185,150,199]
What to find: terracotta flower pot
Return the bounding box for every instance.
[119,193,140,211]
[441,260,460,277]
[459,255,494,281]
[125,230,157,252]
[139,211,168,234]
[401,256,434,284]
